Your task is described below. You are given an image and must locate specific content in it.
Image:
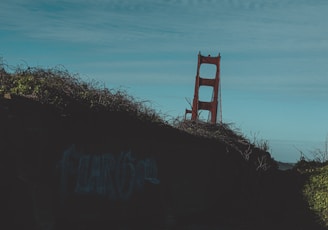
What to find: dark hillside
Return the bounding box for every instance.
[0,66,326,230]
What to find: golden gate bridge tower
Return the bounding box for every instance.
[185,51,222,124]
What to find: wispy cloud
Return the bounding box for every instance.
[2,0,328,95]
[2,0,328,151]
[2,0,328,52]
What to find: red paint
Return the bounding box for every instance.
[185,52,221,124]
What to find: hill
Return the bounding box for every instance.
[0,64,326,230]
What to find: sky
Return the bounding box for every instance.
[1,0,328,162]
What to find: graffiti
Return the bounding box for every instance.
[58,145,159,202]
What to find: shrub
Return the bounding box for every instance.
[303,164,328,226]
[0,65,162,123]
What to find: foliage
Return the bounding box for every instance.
[172,119,244,141]
[294,135,328,164]
[0,65,162,123]
[294,142,328,227]
[303,163,328,226]
[173,119,278,171]
[311,135,328,163]
[1,60,278,172]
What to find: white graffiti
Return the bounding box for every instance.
[58,145,159,202]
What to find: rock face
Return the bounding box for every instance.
[0,96,236,229]
[7,96,317,230]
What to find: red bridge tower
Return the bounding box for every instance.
[185,52,222,124]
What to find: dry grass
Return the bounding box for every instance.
[0,64,162,123]
[0,61,277,171]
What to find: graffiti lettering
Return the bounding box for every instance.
[58,145,159,202]
[114,151,136,200]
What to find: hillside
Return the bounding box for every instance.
[0,64,326,230]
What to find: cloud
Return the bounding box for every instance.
[2,0,328,97]
[2,0,328,54]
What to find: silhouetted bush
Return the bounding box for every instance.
[0,65,162,123]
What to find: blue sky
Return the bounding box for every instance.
[1,0,328,162]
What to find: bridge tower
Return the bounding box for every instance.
[185,52,222,124]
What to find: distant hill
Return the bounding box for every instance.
[277,161,296,171]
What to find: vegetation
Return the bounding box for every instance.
[303,164,328,226]
[0,64,162,123]
[311,135,328,163]
[291,136,328,227]
[295,137,328,227]
[0,61,276,169]
[2,60,328,229]
[293,158,328,227]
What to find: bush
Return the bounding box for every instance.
[303,164,328,226]
[0,66,163,123]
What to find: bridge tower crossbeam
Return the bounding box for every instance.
[185,51,222,124]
